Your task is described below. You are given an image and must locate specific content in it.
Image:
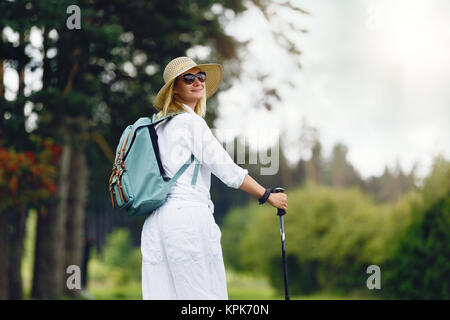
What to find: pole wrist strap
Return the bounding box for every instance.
[258,188,272,205]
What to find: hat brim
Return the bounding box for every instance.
[154,63,222,110]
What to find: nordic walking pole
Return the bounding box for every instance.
[272,187,290,300]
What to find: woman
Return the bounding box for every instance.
[141,56,287,300]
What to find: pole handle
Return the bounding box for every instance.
[272,187,286,216]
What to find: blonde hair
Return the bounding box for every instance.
[155,79,207,119]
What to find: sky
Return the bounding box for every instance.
[214,0,450,181]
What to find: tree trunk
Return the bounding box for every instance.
[42,28,50,88]
[0,211,8,299]
[64,146,88,297]
[7,210,26,300]
[31,143,72,299]
[0,59,4,97]
[18,65,25,96]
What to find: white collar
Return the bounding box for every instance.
[182,103,196,114]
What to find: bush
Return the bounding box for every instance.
[222,182,420,295]
[0,137,60,211]
[381,156,450,299]
[383,193,450,299]
[222,202,260,272]
[99,228,142,285]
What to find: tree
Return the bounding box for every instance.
[2,0,310,299]
[1,0,250,299]
[0,138,59,299]
[327,143,362,188]
[383,193,450,299]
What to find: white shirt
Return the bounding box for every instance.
[155,104,248,212]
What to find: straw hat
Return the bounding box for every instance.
[154,56,223,110]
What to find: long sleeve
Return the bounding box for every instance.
[180,114,248,189]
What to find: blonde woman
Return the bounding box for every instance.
[141,57,287,300]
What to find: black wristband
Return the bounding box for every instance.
[258,188,272,205]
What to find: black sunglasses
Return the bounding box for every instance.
[180,71,206,85]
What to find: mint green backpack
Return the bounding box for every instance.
[108,111,199,216]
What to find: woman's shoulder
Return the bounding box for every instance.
[172,111,208,128]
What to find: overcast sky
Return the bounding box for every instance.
[215,0,450,181]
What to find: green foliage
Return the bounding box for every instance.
[221,202,260,271]
[382,160,450,299]
[421,156,450,208]
[383,194,450,299]
[222,182,421,295]
[98,228,142,285]
[1,0,250,230]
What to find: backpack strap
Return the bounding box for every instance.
[153,110,200,186]
[168,154,200,187]
[191,159,200,186]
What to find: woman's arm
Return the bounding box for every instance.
[239,174,266,198]
[183,115,248,189]
[180,115,287,211]
[239,174,288,211]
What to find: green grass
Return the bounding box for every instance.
[88,280,142,300]
[87,268,278,300]
[86,268,376,300]
[226,270,377,300]
[21,210,37,300]
[227,270,277,300]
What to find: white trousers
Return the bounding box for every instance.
[141,199,228,300]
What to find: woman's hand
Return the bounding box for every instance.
[239,174,288,212]
[267,192,288,212]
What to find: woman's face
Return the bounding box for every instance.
[172,67,205,106]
